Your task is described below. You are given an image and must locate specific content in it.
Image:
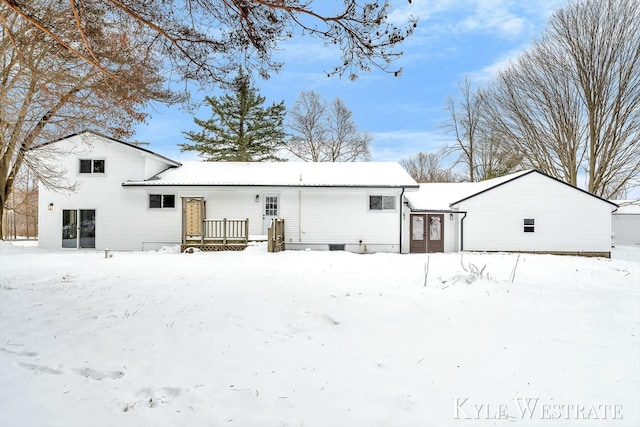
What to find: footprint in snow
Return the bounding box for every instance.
[123,387,182,412]
[74,367,125,380]
[0,347,38,357]
[18,362,63,375]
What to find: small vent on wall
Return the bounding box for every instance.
[329,244,345,251]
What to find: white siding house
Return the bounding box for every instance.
[611,201,640,246]
[34,132,616,257]
[405,170,618,257]
[34,132,419,253]
[36,132,180,251]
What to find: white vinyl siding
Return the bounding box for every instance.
[612,213,640,246]
[37,133,409,252]
[291,189,399,247]
[454,172,612,254]
[127,187,402,252]
[37,134,178,250]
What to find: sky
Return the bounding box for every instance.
[132,0,569,169]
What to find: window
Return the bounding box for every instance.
[369,195,396,210]
[150,194,175,208]
[264,195,278,216]
[79,159,105,174]
[524,218,535,232]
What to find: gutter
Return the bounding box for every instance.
[122,182,420,189]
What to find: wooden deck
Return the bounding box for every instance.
[181,217,249,252]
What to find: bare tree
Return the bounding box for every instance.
[1,1,416,239]
[2,167,37,239]
[286,91,328,162]
[286,91,371,162]
[400,151,457,183]
[443,77,483,182]
[0,1,171,239]
[485,0,640,197]
[326,98,371,162]
[1,1,417,84]
[443,77,518,181]
[554,0,640,197]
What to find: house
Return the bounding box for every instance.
[35,131,418,252]
[611,201,640,246]
[34,132,617,257]
[404,170,618,257]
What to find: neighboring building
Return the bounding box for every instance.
[404,170,618,258]
[34,131,418,252]
[611,201,640,246]
[33,132,617,257]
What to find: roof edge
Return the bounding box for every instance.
[450,169,619,208]
[30,130,181,167]
[121,182,420,189]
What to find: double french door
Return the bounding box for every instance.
[62,209,96,248]
[410,213,444,253]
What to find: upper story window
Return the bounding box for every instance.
[79,159,105,174]
[369,195,396,210]
[150,194,175,209]
[524,218,535,232]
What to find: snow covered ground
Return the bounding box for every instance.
[0,242,638,427]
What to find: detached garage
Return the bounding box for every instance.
[404,170,618,257]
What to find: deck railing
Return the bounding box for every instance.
[201,218,248,244]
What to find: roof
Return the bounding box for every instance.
[31,130,181,167]
[122,161,419,188]
[405,170,532,211]
[405,169,618,211]
[611,200,640,214]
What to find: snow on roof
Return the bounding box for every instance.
[122,161,419,188]
[405,170,533,211]
[611,200,640,214]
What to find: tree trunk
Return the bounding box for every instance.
[0,203,5,241]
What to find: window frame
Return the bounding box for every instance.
[149,194,176,209]
[369,195,396,211]
[79,159,105,174]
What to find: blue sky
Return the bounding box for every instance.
[133,0,568,167]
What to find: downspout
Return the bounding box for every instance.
[460,212,467,251]
[298,190,302,242]
[399,187,405,253]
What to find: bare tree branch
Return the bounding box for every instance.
[285,90,370,162]
[483,0,639,197]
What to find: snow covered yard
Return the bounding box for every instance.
[0,243,638,427]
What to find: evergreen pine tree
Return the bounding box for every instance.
[180,70,286,161]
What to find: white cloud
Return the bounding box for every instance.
[391,0,568,42]
[275,38,340,66]
[466,47,523,82]
[369,130,454,162]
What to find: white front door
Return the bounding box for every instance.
[262,194,279,234]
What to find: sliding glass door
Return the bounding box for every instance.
[62,209,95,248]
[62,210,78,248]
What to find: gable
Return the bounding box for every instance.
[32,130,180,168]
[451,170,618,209]
[405,170,532,211]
